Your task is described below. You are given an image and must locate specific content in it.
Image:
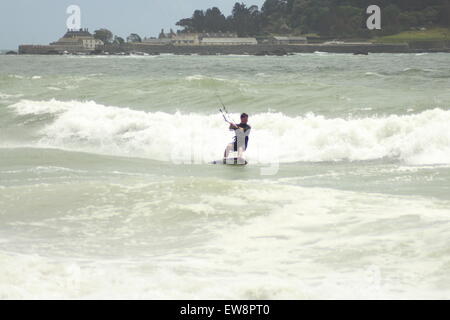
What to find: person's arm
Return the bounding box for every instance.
[229,123,239,130]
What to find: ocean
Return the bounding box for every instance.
[0,53,449,299]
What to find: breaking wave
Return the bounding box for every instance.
[7,99,450,165]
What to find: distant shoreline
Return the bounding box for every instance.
[13,26,450,56]
[13,42,450,56]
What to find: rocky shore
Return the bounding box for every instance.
[16,42,450,56]
[99,43,411,56]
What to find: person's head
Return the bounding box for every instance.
[240,113,249,124]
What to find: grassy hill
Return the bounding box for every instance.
[373,27,450,43]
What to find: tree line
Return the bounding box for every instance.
[175,0,450,38]
[91,0,450,43]
[92,29,142,44]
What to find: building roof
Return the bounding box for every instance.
[173,34,199,39]
[273,36,307,41]
[201,37,257,44]
[63,29,93,38]
[142,38,172,44]
[200,32,237,38]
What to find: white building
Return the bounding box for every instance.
[200,37,258,46]
[172,34,200,45]
[50,29,103,51]
[142,38,172,45]
[270,36,307,45]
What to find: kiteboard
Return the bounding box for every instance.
[210,158,248,165]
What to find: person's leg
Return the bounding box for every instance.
[236,146,247,164]
[224,143,233,159]
[237,146,244,158]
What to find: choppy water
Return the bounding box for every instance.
[0,53,449,299]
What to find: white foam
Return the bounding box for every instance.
[0,92,23,101]
[9,99,71,115]
[8,74,24,79]
[7,99,450,165]
[0,93,13,100]
[1,183,448,299]
[365,72,384,77]
[185,74,236,84]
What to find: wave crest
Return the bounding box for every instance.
[8,99,450,165]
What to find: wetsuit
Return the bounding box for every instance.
[230,123,251,151]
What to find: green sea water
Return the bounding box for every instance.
[0,53,449,299]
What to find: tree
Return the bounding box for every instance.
[296,0,333,36]
[113,36,125,44]
[173,0,450,39]
[204,7,228,32]
[333,5,363,37]
[127,33,142,43]
[94,29,113,44]
[192,10,206,32]
[261,0,287,19]
[439,0,450,26]
[230,3,262,36]
[423,6,439,25]
[248,5,262,35]
[232,3,251,36]
[399,12,418,29]
[176,18,194,32]
[382,4,402,34]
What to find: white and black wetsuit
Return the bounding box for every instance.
[230,123,251,151]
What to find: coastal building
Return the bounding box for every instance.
[158,29,177,39]
[50,29,103,50]
[200,37,258,46]
[142,37,172,45]
[172,34,200,45]
[270,36,307,45]
[19,29,103,54]
[200,32,238,39]
[140,32,253,46]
